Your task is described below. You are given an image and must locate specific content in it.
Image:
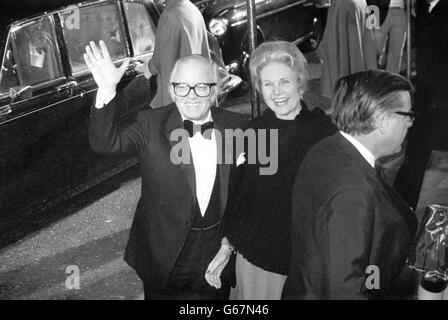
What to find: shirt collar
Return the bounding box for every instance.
[340,131,376,168]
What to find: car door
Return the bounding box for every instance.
[0,14,82,217]
[60,0,157,118]
[0,0,158,220]
[53,1,157,203]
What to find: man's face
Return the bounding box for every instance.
[171,60,217,122]
[383,91,413,155]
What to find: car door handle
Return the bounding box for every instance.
[56,80,78,95]
[125,59,145,75]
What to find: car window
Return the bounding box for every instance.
[61,3,127,74]
[124,2,156,56]
[0,16,63,92]
[0,43,20,93]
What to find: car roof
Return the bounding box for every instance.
[0,0,97,44]
[0,0,95,27]
[0,0,156,51]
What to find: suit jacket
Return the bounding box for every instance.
[283,132,417,300]
[89,99,246,293]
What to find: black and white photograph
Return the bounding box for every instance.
[0,0,447,306]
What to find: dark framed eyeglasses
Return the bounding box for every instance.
[395,111,418,121]
[172,82,217,97]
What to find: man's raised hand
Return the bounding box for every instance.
[83,40,130,92]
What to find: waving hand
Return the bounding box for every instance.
[83,40,130,92]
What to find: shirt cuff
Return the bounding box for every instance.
[95,88,116,109]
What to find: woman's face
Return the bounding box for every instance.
[259,62,302,120]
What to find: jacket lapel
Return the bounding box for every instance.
[164,106,196,198]
[212,108,233,218]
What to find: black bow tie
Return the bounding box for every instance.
[183,120,214,139]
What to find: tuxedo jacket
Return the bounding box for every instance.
[89,99,246,292]
[283,132,417,300]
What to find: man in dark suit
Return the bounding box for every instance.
[84,41,246,299]
[283,70,418,299]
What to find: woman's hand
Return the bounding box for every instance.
[205,242,234,289]
[83,40,130,93]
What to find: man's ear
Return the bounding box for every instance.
[375,112,390,135]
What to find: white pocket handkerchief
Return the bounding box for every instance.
[236,152,246,167]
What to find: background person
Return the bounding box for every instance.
[368,0,407,74]
[319,0,377,99]
[283,70,418,299]
[84,42,246,299]
[394,0,448,211]
[205,41,337,300]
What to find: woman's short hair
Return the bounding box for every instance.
[249,41,308,93]
[331,70,414,135]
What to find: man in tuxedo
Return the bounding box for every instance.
[283,70,417,299]
[84,41,246,299]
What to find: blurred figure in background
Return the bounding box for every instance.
[319,0,377,99]
[368,0,407,74]
[394,0,448,210]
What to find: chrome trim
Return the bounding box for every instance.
[230,0,308,27]
[291,30,314,46]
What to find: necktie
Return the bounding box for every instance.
[183,120,214,139]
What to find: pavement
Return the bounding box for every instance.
[0,173,144,300]
[0,54,402,300]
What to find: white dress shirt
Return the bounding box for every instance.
[340,131,376,168]
[181,112,217,216]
